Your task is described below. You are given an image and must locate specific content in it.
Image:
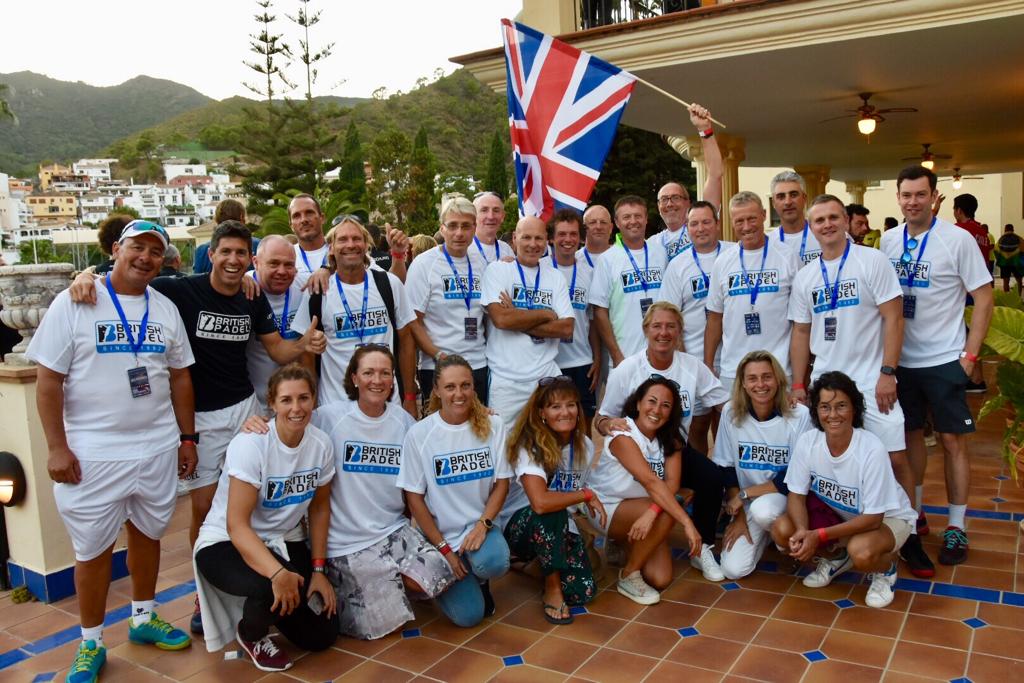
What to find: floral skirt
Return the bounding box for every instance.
[504,506,595,605]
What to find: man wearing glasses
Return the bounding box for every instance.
[880,166,993,569]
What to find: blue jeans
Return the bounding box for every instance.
[435,527,510,627]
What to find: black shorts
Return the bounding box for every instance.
[560,363,598,416]
[896,360,975,434]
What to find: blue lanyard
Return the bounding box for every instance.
[623,243,650,294]
[739,240,769,307]
[690,241,721,288]
[582,248,594,268]
[474,236,499,263]
[903,217,935,289]
[441,245,473,311]
[254,273,291,335]
[779,221,809,260]
[105,274,149,359]
[551,253,578,303]
[299,247,325,273]
[335,271,369,343]
[515,259,541,309]
[818,240,851,312]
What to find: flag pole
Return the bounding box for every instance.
[633,75,727,129]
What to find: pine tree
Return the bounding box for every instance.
[366,128,411,224]
[338,121,366,204]
[401,126,438,235]
[484,130,509,196]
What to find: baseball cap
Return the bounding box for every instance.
[119,220,169,248]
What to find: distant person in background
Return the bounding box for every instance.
[367,223,392,271]
[409,234,437,263]
[883,216,899,232]
[94,214,132,274]
[159,244,186,278]
[954,194,994,276]
[846,203,879,247]
[996,224,1023,295]
[193,199,250,274]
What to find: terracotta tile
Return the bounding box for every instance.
[143,642,229,680]
[336,631,402,657]
[695,608,765,643]
[978,602,1024,630]
[666,634,745,672]
[464,623,541,658]
[846,584,913,612]
[753,618,827,652]
[178,658,268,682]
[606,622,680,659]
[104,660,173,683]
[548,612,626,646]
[951,565,1016,591]
[802,658,883,683]
[373,635,453,673]
[583,590,648,619]
[959,547,1018,571]
[821,629,896,668]
[633,600,706,629]
[574,647,658,683]
[880,668,945,683]
[832,605,905,638]
[962,531,1018,553]
[968,518,1020,537]
[908,592,977,620]
[646,660,724,683]
[971,624,1024,660]
[422,647,503,683]
[420,614,490,645]
[967,652,1024,682]
[489,663,568,683]
[889,640,969,680]
[773,595,840,628]
[730,645,809,683]
[522,634,596,674]
[279,647,364,682]
[337,660,414,682]
[0,631,27,651]
[736,571,797,593]
[497,601,557,636]
[787,577,854,601]
[6,607,80,642]
[713,588,781,616]
[900,613,972,650]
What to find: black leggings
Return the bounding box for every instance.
[195,540,338,651]
[680,445,725,545]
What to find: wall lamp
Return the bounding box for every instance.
[0,451,26,506]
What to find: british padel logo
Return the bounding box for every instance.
[811,474,859,515]
[738,442,790,471]
[432,448,493,485]
[343,441,401,474]
[94,321,166,353]
[196,312,250,341]
[263,467,321,508]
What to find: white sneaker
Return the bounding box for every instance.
[690,543,725,582]
[802,552,853,588]
[617,569,660,605]
[865,562,898,608]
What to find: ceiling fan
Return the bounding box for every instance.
[939,167,983,189]
[902,143,952,170]
[818,92,918,135]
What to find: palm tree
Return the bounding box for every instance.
[0,83,16,123]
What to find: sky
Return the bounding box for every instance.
[1,0,521,100]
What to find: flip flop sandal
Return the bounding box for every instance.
[542,602,574,625]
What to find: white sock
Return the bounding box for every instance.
[914,485,924,513]
[947,504,967,530]
[131,599,155,625]
[81,624,104,647]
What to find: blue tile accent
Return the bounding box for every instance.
[721,582,740,591]
[994,474,1010,481]
[894,578,933,594]
[31,673,56,683]
[756,560,778,573]
[23,625,80,655]
[569,605,588,616]
[503,655,524,666]
[833,599,855,609]
[0,648,31,671]
[921,504,948,515]
[991,497,1007,503]
[677,627,699,638]
[401,628,421,638]
[7,561,24,588]
[8,549,128,603]
[154,580,197,604]
[803,650,828,662]
[834,571,865,585]
[1002,591,1024,607]
[949,678,973,683]
[104,605,132,627]
[932,583,1001,604]
[965,509,1013,521]
[963,617,987,629]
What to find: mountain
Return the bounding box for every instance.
[0,71,213,174]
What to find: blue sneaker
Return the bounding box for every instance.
[129,612,191,650]
[66,639,106,683]
[190,596,203,635]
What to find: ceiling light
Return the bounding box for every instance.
[953,178,963,190]
[857,117,876,135]
[921,159,935,170]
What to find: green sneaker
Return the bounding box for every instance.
[128,612,192,650]
[66,639,106,683]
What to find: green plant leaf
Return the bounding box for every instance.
[979,307,1024,362]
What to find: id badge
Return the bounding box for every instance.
[744,312,761,336]
[903,295,916,319]
[530,335,545,345]
[561,332,573,344]
[464,317,478,341]
[640,297,654,317]
[127,366,151,398]
[823,316,837,341]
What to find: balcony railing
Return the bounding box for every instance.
[578,0,707,30]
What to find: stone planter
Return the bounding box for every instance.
[0,263,75,365]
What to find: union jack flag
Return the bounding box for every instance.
[501,19,636,220]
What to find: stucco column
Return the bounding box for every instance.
[845,181,868,205]
[794,164,831,200]
[666,132,744,241]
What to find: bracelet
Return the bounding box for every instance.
[311,558,326,569]
[270,566,285,580]
[403,392,417,402]
[792,383,806,390]
[180,438,197,447]
[961,350,979,363]
[596,416,608,435]
[698,127,714,139]
[817,527,829,544]
[391,251,407,259]
[436,541,452,556]
[649,503,662,515]
[312,566,327,574]
[582,488,594,503]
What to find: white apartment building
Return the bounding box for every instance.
[162,161,207,183]
[79,194,115,225]
[72,159,116,187]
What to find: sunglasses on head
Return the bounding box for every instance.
[539,375,573,388]
[121,220,169,239]
[649,373,681,392]
[331,214,364,227]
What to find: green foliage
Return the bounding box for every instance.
[403,126,438,235]
[972,304,1024,481]
[0,83,15,123]
[286,0,334,102]
[109,206,141,219]
[18,240,73,265]
[338,121,366,204]
[501,195,519,235]
[484,130,510,196]
[366,127,411,225]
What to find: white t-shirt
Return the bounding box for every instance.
[544,253,595,369]
[647,226,692,264]
[589,244,667,360]
[292,270,415,405]
[789,245,901,389]
[712,402,812,490]
[293,243,330,289]
[785,428,916,524]
[658,241,737,366]
[481,259,575,383]
[879,219,992,368]
[472,237,506,268]
[599,349,728,439]
[769,222,822,266]
[404,245,488,370]
[397,412,513,551]
[588,418,666,505]
[706,239,801,380]
[576,246,607,269]
[503,438,595,518]
[247,282,304,412]
[313,399,416,557]
[26,285,194,460]
[197,421,336,547]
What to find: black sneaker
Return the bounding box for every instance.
[916,512,929,537]
[480,580,495,617]
[899,533,935,578]
[190,596,204,635]
[965,380,987,394]
[938,526,969,565]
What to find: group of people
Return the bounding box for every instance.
[28,102,996,681]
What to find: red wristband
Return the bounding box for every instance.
[403,392,417,402]
[649,503,662,515]
[582,488,594,503]
[962,351,979,363]
[438,542,452,556]
[792,383,806,390]
[391,251,407,259]
[817,527,828,544]
[699,127,714,139]
[311,558,326,569]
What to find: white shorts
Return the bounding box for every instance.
[862,392,906,453]
[719,493,787,580]
[882,516,914,550]
[490,364,560,427]
[54,448,178,562]
[185,393,259,491]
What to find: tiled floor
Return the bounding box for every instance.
[2,377,1022,682]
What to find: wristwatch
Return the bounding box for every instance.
[880,366,896,376]
[738,489,750,501]
[479,517,494,530]
[180,433,200,444]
